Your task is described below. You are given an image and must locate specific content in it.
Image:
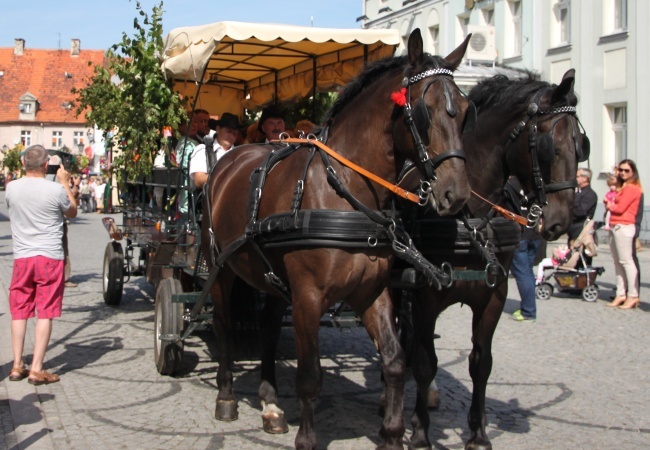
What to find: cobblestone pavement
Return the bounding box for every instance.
[1,192,649,449]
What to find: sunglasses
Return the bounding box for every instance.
[618,168,631,173]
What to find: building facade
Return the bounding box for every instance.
[360,0,648,233]
[0,38,108,173]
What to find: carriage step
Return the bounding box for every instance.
[171,293,213,304]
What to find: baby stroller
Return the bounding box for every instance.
[535,219,605,302]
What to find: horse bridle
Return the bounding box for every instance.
[400,68,467,200]
[504,91,586,225]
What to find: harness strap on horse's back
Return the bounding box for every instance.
[279,137,422,204]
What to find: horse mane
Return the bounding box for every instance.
[469,72,578,116]
[326,53,451,122]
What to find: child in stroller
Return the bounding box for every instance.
[535,219,605,302]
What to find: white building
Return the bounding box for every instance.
[360,0,648,236]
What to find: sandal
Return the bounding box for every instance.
[28,370,60,386]
[9,366,30,381]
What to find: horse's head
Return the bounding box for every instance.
[392,29,472,216]
[503,70,587,240]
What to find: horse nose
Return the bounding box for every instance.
[437,183,470,216]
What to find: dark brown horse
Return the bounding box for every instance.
[201,30,473,449]
[403,70,587,449]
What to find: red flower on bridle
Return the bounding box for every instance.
[390,88,407,107]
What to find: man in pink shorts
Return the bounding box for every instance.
[6,145,77,385]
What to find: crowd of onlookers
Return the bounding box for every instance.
[76,174,107,214]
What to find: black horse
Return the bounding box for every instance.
[402,69,587,449]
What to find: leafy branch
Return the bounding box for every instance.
[72,1,186,182]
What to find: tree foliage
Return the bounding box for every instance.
[72,1,186,182]
[1,144,24,176]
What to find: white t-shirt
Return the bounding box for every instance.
[189,142,230,184]
[94,183,106,201]
[6,177,71,260]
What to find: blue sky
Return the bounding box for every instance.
[0,0,363,51]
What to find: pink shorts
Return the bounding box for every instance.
[9,256,65,320]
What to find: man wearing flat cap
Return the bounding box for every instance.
[190,112,241,189]
[258,105,286,142]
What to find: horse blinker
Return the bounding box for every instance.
[578,133,590,162]
[536,132,555,163]
[412,100,431,145]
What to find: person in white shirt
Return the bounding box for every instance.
[190,112,241,189]
[94,177,106,213]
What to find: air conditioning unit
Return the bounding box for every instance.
[466,25,497,62]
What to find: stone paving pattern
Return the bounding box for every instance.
[0,191,648,449]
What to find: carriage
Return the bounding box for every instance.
[100,21,402,373]
[100,18,588,448]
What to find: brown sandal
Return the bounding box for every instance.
[9,366,29,381]
[28,370,60,386]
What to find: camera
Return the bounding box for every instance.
[47,150,73,171]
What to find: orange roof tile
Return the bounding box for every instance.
[0,46,107,124]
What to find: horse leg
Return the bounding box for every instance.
[212,267,239,422]
[258,294,289,434]
[465,288,506,450]
[407,287,440,449]
[362,288,406,450]
[290,290,324,450]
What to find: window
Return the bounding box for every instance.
[74,131,84,148]
[429,25,439,55]
[427,9,440,55]
[20,103,32,113]
[506,0,522,57]
[614,0,627,31]
[20,131,31,147]
[554,0,571,45]
[52,131,63,148]
[611,106,627,163]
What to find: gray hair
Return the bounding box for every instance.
[23,145,49,172]
[577,168,592,182]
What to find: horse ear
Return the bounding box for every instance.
[551,69,576,104]
[407,29,424,66]
[443,34,472,71]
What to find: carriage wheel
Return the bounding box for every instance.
[103,242,124,306]
[535,283,553,300]
[154,277,185,375]
[582,285,599,302]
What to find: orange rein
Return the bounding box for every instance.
[273,137,529,225]
[277,137,422,204]
[470,190,529,226]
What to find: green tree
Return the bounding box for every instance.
[72,1,186,182]
[2,144,24,178]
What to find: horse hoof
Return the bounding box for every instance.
[263,412,289,434]
[427,389,440,409]
[215,399,238,421]
[407,443,431,450]
[465,439,492,450]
